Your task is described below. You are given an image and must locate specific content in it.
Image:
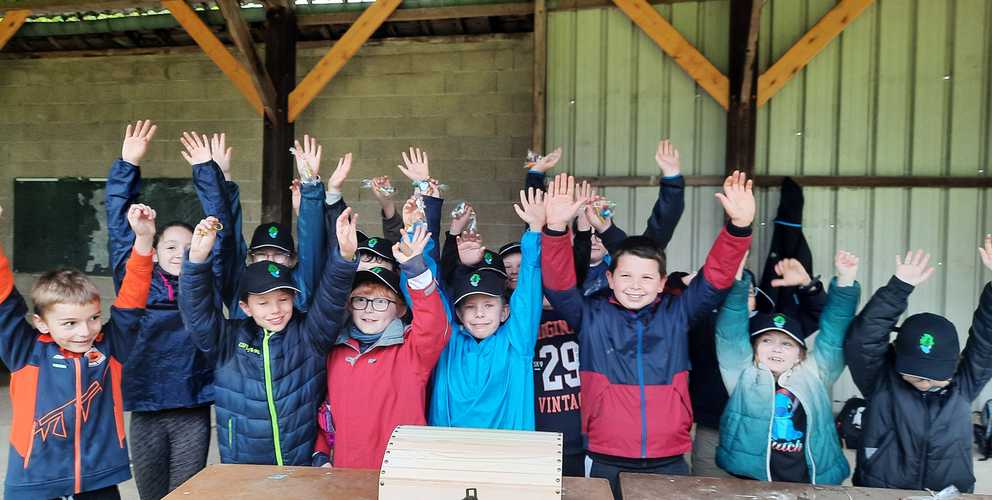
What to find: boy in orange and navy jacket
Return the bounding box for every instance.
[0,203,157,500]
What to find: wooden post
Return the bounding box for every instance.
[261,6,295,225]
[725,0,761,177]
[531,0,547,152]
[217,0,278,122]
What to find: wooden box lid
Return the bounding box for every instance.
[379,425,564,500]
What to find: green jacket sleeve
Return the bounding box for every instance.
[811,278,861,386]
[716,276,753,395]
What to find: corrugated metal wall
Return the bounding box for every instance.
[547,0,992,406]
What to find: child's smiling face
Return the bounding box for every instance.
[239,290,295,332]
[754,331,804,376]
[503,253,522,290]
[33,301,103,353]
[349,283,404,334]
[155,225,193,276]
[456,295,509,340]
[606,254,664,310]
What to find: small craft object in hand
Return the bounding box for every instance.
[361,178,396,195]
[591,199,617,219]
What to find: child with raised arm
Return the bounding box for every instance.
[1,202,156,500]
[715,252,861,484]
[428,187,550,430]
[312,224,449,469]
[179,209,356,466]
[845,244,992,493]
[541,171,754,499]
[106,122,233,499]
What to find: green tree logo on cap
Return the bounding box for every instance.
[484,252,493,265]
[267,263,280,278]
[920,332,935,354]
[470,273,481,287]
[268,226,279,238]
[773,314,787,329]
[372,267,383,274]
[368,238,378,248]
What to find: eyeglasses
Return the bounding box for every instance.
[350,296,396,312]
[360,252,387,263]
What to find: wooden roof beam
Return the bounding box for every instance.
[288,0,401,122]
[757,0,874,107]
[162,0,265,116]
[0,8,30,49]
[609,0,729,110]
[216,0,277,121]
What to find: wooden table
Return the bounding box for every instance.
[166,464,614,499]
[620,473,988,499]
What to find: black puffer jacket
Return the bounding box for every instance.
[845,276,992,493]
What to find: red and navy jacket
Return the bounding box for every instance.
[541,224,750,459]
[0,247,152,500]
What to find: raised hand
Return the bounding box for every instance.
[531,147,563,173]
[450,202,475,236]
[289,179,302,217]
[188,216,221,264]
[121,120,158,165]
[293,134,323,183]
[715,170,755,228]
[336,207,359,261]
[398,147,430,182]
[127,203,157,255]
[544,173,586,232]
[327,153,352,193]
[393,224,430,265]
[369,175,396,218]
[979,235,992,273]
[513,187,546,232]
[457,231,485,266]
[770,258,812,288]
[401,195,424,228]
[210,133,233,181]
[574,182,595,232]
[655,139,681,177]
[835,250,860,287]
[180,131,212,166]
[584,196,612,233]
[127,203,157,239]
[894,249,935,287]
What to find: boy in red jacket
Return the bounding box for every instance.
[541,172,754,499]
[313,224,450,469]
[0,203,156,500]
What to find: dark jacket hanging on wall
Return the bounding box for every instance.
[757,176,826,337]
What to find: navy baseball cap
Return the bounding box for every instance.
[238,261,300,300]
[894,313,960,381]
[250,222,295,255]
[749,312,807,348]
[353,266,401,297]
[451,268,507,305]
[358,234,396,263]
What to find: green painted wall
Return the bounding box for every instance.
[547,0,992,406]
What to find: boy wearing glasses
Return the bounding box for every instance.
[312,224,450,469]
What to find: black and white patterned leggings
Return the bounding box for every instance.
[129,406,211,500]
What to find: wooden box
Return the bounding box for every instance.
[378,425,564,500]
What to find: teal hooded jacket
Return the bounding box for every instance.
[715,275,860,484]
[429,230,542,430]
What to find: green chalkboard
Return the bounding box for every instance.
[13,177,204,275]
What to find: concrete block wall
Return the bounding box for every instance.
[0,33,533,309]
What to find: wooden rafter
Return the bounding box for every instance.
[757,0,874,106]
[532,0,546,152]
[296,2,533,26]
[0,8,30,50]
[610,0,729,110]
[162,0,264,116]
[217,0,277,121]
[287,0,401,122]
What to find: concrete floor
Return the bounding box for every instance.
[0,375,989,499]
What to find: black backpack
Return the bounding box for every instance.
[974,399,992,461]
[836,397,868,450]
